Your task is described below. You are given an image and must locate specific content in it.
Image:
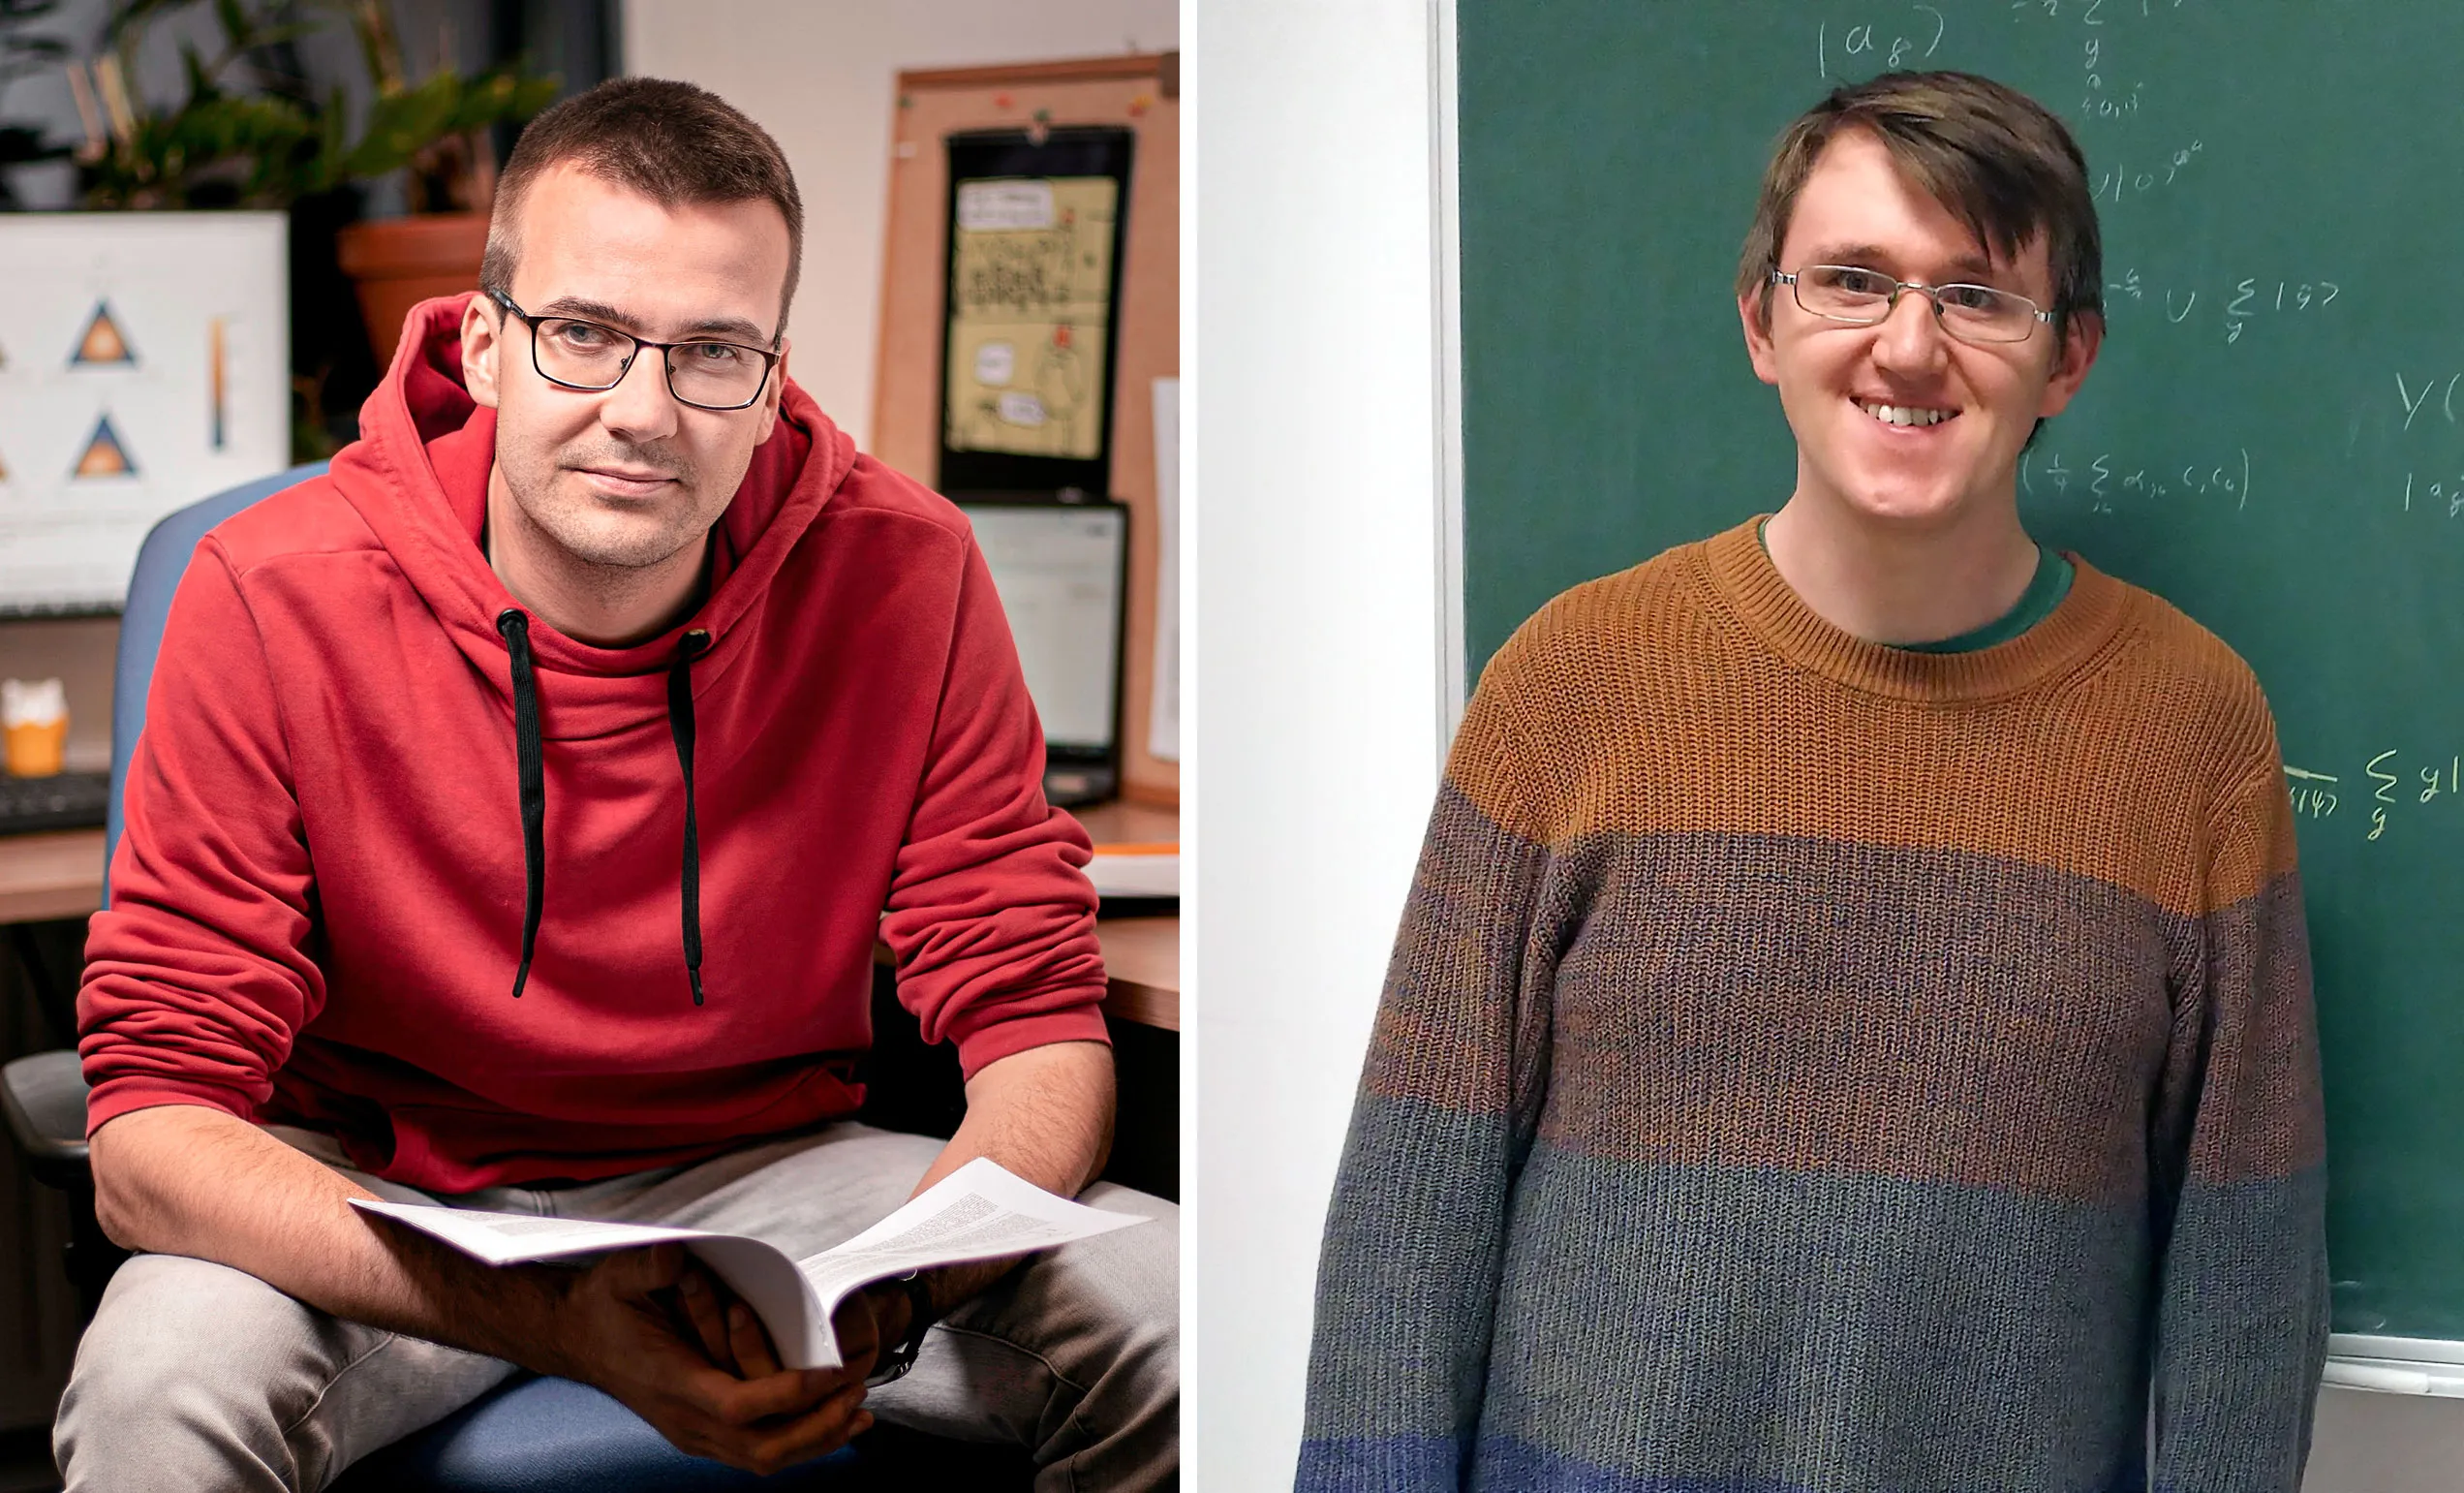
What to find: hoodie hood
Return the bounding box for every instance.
[331,293,857,1006]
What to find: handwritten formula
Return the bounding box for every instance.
[2023,447,2250,513]
[2286,756,2464,844]
[2093,140,2199,201]
[2103,272,2342,346]
[1818,5,1947,78]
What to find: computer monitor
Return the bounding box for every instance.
[957,498,1128,807]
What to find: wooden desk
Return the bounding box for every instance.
[0,828,104,926]
[10,819,1182,1031]
[1070,799,1179,847]
[1093,917,1177,1032]
[1070,800,1181,1034]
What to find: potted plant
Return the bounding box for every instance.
[323,0,560,367]
[64,0,557,428]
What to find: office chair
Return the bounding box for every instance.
[2,464,1032,1491]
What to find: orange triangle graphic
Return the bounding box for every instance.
[72,301,136,366]
[73,415,136,479]
[0,445,10,482]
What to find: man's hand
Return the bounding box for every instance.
[544,1243,880,1476]
[666,1258,912,1390]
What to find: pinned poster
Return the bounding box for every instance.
[70,300,137,366]
[71,415,136,479]
[942,175,1119,463]
[0,212,284,611]
[935,127,1134,499]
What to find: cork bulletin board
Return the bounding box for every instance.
[874,53,1178,806]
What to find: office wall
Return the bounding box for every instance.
[620,0,1177,450]
[1189,0,1454,1484]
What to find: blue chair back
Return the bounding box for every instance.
[105,462,329,904]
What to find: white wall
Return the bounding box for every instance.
[1187,0,1455,1484]
[620,0,1176,449]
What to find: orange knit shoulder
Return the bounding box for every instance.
[1448,540,1724,843]
[2076,565,2283,790]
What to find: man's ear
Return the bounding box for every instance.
[751,338,790,445]
[1740,292,1780,388]
[462,295,504,411]
[2038,310,2104,419]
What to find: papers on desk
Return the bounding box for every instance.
[1089,846,1178,899]
[351,1158,1147,1370]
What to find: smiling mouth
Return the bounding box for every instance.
[1853,397,1959,429]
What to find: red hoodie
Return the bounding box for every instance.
[77,295,1108,1192]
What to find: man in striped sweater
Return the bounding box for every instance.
[1299,70,2327,1492]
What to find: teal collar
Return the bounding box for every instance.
[1755,520,2075,654]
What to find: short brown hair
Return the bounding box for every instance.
[1737,71,2101,345]
[480,78,804,337]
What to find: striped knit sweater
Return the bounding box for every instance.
[1299,518,2329,1493]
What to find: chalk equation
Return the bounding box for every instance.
[2286,765,2339,823]
[2286,755,2464,843]
[2393,371,2464,432]
[2022,446,2249,513]
[2079,83,2149,122]
[2012,0,2195,118]
[2394,472,2464,519]
[1818,6,1946,78]
[2102,271,2341,346]
[2222,278,2339,344]
[2075,29,2151,119]
[2012,0,2191,24]
[2092,140,2200,202]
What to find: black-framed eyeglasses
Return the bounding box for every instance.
[1771,265,2054,346]
[487,288,782,411]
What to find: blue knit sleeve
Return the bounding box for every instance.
[2149,766,2330,1490]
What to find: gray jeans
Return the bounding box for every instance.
[53,1121,1177,1492]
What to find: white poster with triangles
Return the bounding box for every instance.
[0,212,286,610]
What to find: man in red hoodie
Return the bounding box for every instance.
[55,78,1174,1490]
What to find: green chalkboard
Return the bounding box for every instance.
[1460,0,2464,1340]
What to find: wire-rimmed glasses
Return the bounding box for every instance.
[487,289,782,411]
[1771,265,2054,346]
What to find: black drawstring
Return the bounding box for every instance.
[667,630,712,1006]
[496,614,713,1008]
[495,609,546,999]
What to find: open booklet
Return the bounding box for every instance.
[350,1156,1147,1371]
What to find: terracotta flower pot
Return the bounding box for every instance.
[335,211,488,367]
